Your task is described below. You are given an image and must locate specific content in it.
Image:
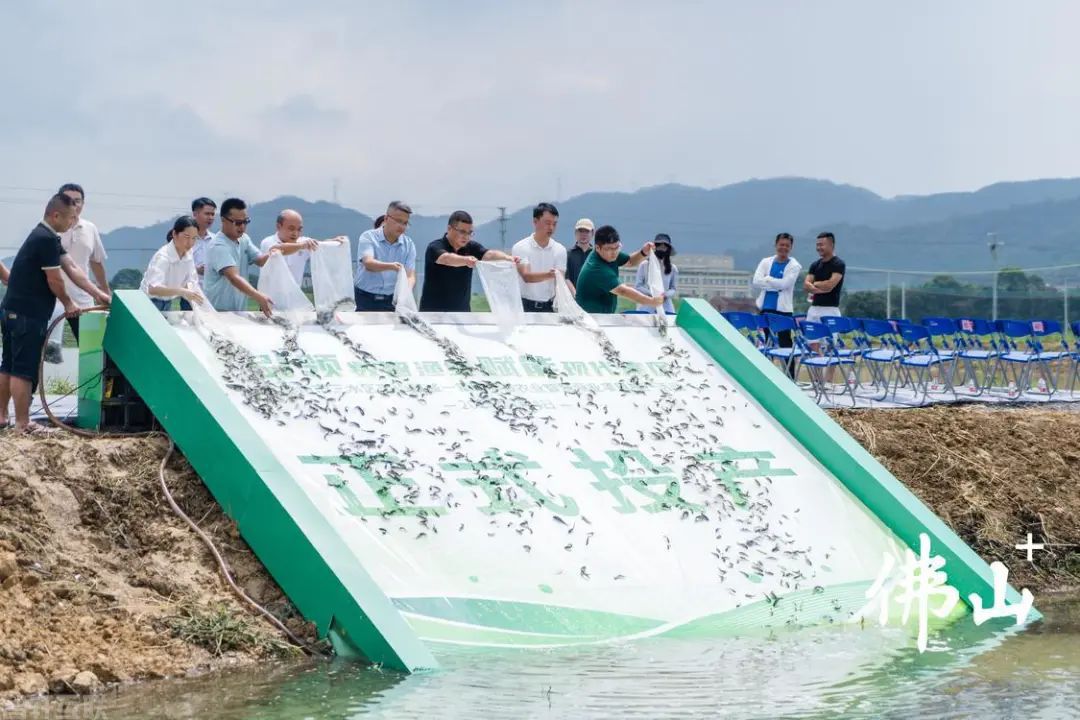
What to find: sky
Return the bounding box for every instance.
[2,0,1080,254]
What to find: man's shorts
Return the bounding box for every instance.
[805,306,842,323]
[0,311,48,392]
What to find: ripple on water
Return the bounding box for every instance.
[13,598,1080,720]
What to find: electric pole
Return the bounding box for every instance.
[987,232,1004,321]
[498,206,507,250]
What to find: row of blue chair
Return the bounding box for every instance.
[721,312,1080,405]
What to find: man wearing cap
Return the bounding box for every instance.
[566,218,593,288]
[513,202,568,312]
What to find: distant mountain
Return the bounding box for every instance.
[96,178,1080,287]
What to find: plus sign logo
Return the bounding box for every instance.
[1015,533,1045,563]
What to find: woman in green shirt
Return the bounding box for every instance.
[574,225,664,313]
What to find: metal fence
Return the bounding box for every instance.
[831,264,1080,326]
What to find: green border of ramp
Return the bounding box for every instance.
[103,291,438,672]
[676,299,1038,619]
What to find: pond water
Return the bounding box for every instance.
[11,595,1079,720]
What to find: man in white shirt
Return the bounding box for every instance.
[45,183,110,357]
[190,197,217,293]
[259,209,321,287]
[752,232,802,378]
[513,202,568,312]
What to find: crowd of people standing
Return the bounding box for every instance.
[1,184,848,433]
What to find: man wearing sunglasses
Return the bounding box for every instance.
[419,210,519,312]
[204,198,303,316]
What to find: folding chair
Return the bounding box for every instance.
[1070,321,1080,398]
[1029,320,1071,397]
[858,318,907,401]
[722,312,765,352]
[821,316,867,391]
[892,324,957,405]
[796,321,856,406]
[920,317,963,393]
[763,313,803,379]
[995,320,1057,398]
[955,318,1001,396]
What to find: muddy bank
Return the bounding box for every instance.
[830,405,1080,592]
[0,435,321,709]
[1,405,1078,705]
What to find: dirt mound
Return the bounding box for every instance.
[0,435,320,707]
[830,405,1080,592]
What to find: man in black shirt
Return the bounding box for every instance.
[419,210,519,312]
[566,218,593,288]
[803,231,846,322]
[1,194,111,432]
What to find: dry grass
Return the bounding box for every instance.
[831,405,1080,591]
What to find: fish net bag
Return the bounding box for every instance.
[310,237,354,312]
[257,252,313,313]
[394,267,418,315]
[554,269,597,328]
[476,260,525,335]
[646,252,665,314]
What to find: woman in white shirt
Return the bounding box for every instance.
[140,216,206,311]
[634,233,678,313]
[752,233,802,376]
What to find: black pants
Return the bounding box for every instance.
[355,288,394,312]
[522,299,554,313]
[760,309,796,379]
[66,315,80,342]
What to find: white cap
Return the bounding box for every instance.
[574,218,594,231]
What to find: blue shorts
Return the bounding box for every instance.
[1,311,48,392]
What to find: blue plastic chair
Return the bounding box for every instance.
[893,324,956,405]
[858,318,907,400]
[955,318,1001,396]
[995,320,1060,398]
[796,321,855,406]
[763,313,803,376]
[1069,321,1080,398]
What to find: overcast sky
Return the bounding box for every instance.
[2,0,1079,254]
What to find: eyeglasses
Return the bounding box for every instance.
[597,242,622,251]
[386,215,410,227]
[451,225,474,237]
[225,217,251,226]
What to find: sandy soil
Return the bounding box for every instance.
[0,435,320,707]
[0,405,1076,705]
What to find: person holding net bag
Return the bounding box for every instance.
[574,225,664,314]
[419,211,519,312]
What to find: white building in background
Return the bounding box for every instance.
[619,254,752,299]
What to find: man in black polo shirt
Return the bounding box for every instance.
[1,194,111,432]
[419,210,519,312]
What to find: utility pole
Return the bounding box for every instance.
[900,282,907,320]
[1064,279,1070,329]
[498,206,507,250]
[886,271,892,319]
[987,232,1004,321]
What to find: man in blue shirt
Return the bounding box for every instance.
[354,201,417,311]
[204,198,309,316]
